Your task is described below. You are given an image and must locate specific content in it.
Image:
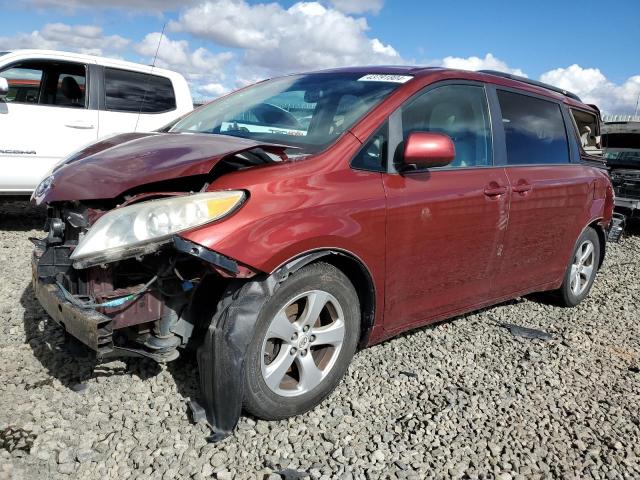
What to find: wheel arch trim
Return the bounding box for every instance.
[271,248,378,348]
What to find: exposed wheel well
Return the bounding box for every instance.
[310,253,376,348]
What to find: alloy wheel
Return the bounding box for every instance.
[569,239,595,296]
[260,290,346,397]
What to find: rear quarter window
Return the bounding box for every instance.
[104,68,176,113]
[498,90,570,165]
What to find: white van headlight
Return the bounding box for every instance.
[70,191,245,268]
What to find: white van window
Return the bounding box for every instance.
[104,68,176,113]
[0,60,87,108]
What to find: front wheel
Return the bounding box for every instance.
[242,262,360,420]
[556,227,600,307]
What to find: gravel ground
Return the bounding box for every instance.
[1,200,639,480]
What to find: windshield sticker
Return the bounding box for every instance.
[358,74,413,83]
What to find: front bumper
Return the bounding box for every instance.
[31,252,113,353]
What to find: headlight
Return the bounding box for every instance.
[70,191,245,268]
[33,175,54,200]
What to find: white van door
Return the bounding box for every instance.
[0,59,98,194]
[98,67,178,137]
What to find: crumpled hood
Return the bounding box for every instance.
[35,132,289,203]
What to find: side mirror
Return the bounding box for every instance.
[0,77,8,99]
[400,132,455,171]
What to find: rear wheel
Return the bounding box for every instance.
[556,227,600,307]
[242,262,360,420]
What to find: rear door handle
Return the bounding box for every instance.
[512,183,532,193]
[484,185,508,197]
[65,121,95,130]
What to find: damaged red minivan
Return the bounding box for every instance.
[31,67,615,440]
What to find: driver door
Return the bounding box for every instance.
[382,83,510,333]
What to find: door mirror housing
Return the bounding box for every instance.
[0,77,8,100]
[400,132,455,171]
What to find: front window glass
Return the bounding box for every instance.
[170,73,403,155]
[351,123,388,171]
[0,66,43,104]
[498,90,569,165]
[0,61,86,107]
[401,84,493,168]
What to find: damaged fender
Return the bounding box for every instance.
[193,251,334,441]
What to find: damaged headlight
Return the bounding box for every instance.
[70,191,246,268]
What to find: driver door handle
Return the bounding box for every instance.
[484,185,508,197]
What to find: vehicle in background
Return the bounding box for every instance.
[31,67,615,440]
[0,50,193,196]
[602,121,640,218]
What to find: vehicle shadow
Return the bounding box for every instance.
[0,200,45,232]
[388,297,526,345]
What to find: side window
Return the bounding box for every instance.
[401,84,493,168]
[352,122,388,172]
[497,90,570,165]
[571,108,600,152]
[105,68,176,113]
[0,66,43,104]
[0,61,87,107]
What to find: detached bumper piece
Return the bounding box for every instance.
[194,277,278,442]
[607,213,626,243]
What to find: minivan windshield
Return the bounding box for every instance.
[169,73,407,155]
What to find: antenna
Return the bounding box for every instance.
[134,22,166,132]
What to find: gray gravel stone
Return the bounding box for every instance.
[1,201,639,479]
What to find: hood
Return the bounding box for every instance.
[36,132,289,204]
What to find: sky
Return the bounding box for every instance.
[0,0,638,114]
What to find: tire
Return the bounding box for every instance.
[242,262,360,420]
[556,227,600,307]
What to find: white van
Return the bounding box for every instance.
[0,49,193,195]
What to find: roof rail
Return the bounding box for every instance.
[478,70,582,102]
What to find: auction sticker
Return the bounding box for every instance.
[358,74,413,83]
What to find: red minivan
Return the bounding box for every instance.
[31,67,614,439]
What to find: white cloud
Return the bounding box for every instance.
[540,64,640,115]
[169,0,402,79]
[327,0,383,14]
[0,23,130,56]
[134,32,233,98]
[439,53,526,77]
[200,83,229,97]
